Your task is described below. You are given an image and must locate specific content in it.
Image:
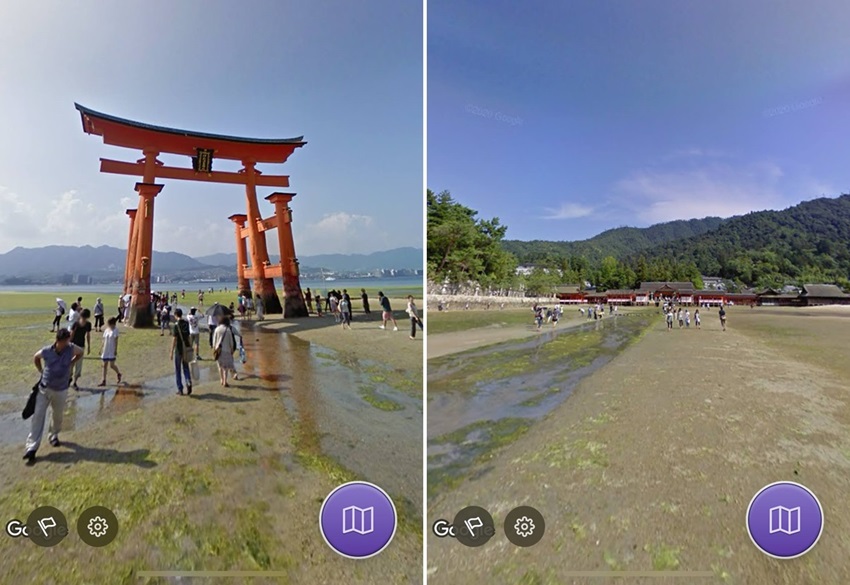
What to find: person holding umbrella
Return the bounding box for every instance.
[51,298,65,332]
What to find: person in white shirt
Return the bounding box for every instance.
[406,295,423,340]
[207,307,219,349]
[188,307,202,359]
[66,302,81,330]
[98,317,122,387]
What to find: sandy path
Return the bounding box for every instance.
[427,311,850,584]
[428,314,591,358]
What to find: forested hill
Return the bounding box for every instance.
[644,194,850,286]
[503,217,725,265]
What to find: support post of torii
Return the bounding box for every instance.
[266,192,308,317]
[127,182,163,328]
[242,160,282,314]
[229,214,249,295]
[123,208,137,294]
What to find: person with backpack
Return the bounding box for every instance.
[170,308,193,396]
[719,305,727,331]
[93,298,105,332]
[377,291,399,331]
[69,309,92,390]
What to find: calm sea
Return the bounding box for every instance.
[0,276,423,295]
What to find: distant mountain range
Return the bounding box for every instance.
[194,247,423,272]
[0,245,423,278]
[503,217,725,265]
[503,194,850,286]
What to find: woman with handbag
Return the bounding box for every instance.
[212,316,237,387]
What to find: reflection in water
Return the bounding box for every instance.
[0,321,422,512]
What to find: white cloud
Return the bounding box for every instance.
[541,202,594,220]
[0,187,230,256]
[294,211,390,255]
[659,148,730,162]
[614,161,786,224]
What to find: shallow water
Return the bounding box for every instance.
[427,314,654,492]
[0,321,422,508]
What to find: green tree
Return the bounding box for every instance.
[427,189,517,287]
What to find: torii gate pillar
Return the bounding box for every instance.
[127,182,163,328]
[266,192,308,317]
[229,214,249,295]
[123,208,138,294]
[242,160,283,314]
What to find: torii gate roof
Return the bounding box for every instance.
[75,103,305,163]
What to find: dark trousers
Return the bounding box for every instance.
[94,315,104,329]
[51,315,61,330]
[174,353,191,391]
[410,317,423,337]
[209,328,215,348]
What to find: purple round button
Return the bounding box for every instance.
[746,481,823,559]
[319,481,397,559]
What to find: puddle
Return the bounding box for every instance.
[427,314,655,494]
[252,329,422,510]
[0,321,423,511]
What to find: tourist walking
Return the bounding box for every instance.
[93,298,105,332]
[23,329,84,463]
[159,304,171,336]
[342,290,352,320]
[314,293,323,317]
[694,309,701,329]
[51,298,65,332]
[377,292,399,330]
[98,317,122,387]
[187,307,202,360]
[685,309,691,328]
[677,308,684,328]
[339,295,352,330]
[118,295,126,323]
[69,309,92,390]
[170,308,193,396]
[66,302,80,330]
[666,309,674,330]
[329,293,340,323]
[361,289,371,314]
[213,316,238,387]
[406,295,423,339]
[207,307,219,348]
[719,306,727,331]
[255,294,265,320]
[198,290,205,308]
[305,288,313,313]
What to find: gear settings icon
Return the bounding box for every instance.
[513,516,535,538]
[87,516,109,538]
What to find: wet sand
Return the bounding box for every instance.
[427,306,850,584]
[0,302,423,584]
[428,309,603,359]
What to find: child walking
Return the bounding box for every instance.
[98,317,122,386]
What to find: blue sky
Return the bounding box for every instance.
[428,0,850,242]
[0,0,422,257]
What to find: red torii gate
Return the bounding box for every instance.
[75,103,310,326]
